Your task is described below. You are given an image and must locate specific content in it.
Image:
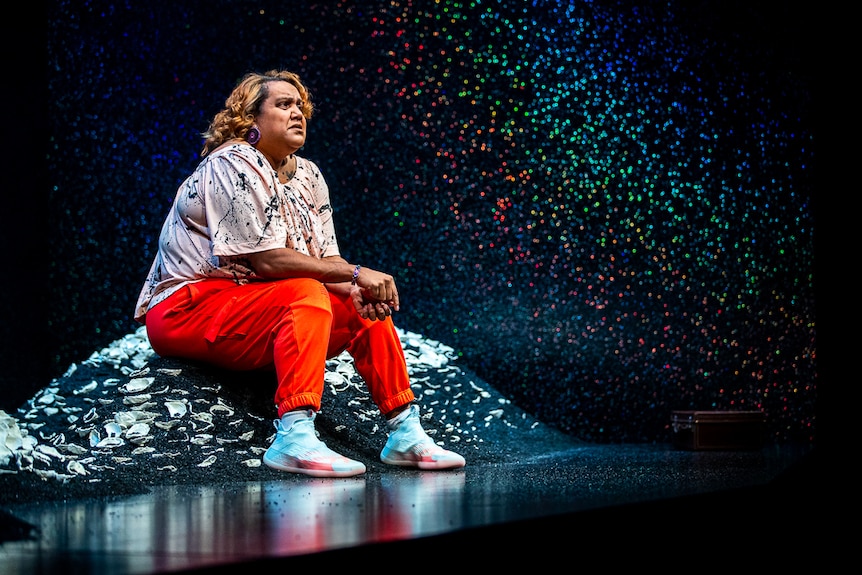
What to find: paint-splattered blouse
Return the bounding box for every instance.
[134,143,338,322]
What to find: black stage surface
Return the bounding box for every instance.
[0,442,822,573]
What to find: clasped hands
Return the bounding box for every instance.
[351,267,400,321]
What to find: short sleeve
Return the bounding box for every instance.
[205,148,287,257]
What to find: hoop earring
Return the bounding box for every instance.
[246,126,261,145]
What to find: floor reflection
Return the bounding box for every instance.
[1,471,474,574]
[371,470,466,542]
[0,443,817,574]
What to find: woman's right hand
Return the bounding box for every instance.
[354,266,400,311]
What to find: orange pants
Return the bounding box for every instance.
[144,278,415,417]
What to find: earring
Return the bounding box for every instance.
[246,125,261,145]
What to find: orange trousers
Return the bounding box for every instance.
[144,278,415,417]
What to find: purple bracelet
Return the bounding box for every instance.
[351,265,361,285]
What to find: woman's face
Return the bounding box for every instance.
[253,80,307,166]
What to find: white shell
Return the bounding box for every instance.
[154,420,184,430]
[122,377,155,394]
[209,403,234,416]
[190,434,212,445]
[165,400,188,418]
[197,455,217,467]
[123,394,152,406]
[104,422,122,437]
[35,444,65,460]
[67,460,89,476]
[157,368,183,376]
[190,412,213,424]
[125,423,151,440]
[94,436,124,449]
[62,443,89,456]
[36,392,56,405]
[73,381,98,395]
[114,411,138,427]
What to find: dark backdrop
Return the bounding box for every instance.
[7,0,816,445]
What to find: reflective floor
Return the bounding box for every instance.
[0,443,822,574]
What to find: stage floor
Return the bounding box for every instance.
[0,442,821,573]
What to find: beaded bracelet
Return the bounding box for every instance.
[351,264,361,285]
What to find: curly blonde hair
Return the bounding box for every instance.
[200,69,315,157]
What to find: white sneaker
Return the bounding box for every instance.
[380,405,466,470]
[263,409,366,477]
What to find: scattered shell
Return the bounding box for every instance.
[114,411,138,428]
[67,460,89,476]
[154,420,184,430]
[62,443,89,456]
[123,394,152,406]
[36,444,65,460]
[94,436,124,449]
[242,459,261,468]
[42,432,63,445]
[83,407,98,423]
[165,400,188,418]
[324,371,350,391]
[190,434,213,445]
[36,392,56,405]
[209,403,234,417]
[121,377,155,394]
[131,401,158,411]
[190,414,214,432]
[197,455,217,467]
[157,368,182,376]
[33,469,75,481]
[190,413,213,424]
[104,422,122,437]
[74,382,99,395]
[125,423,151,441]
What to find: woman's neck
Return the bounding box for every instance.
[278,154,297,183]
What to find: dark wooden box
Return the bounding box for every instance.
[671,410,765,450]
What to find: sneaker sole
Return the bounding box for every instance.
[381,454,466,470]
[263,454,366,477]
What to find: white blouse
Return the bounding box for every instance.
[135,143,339,321]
